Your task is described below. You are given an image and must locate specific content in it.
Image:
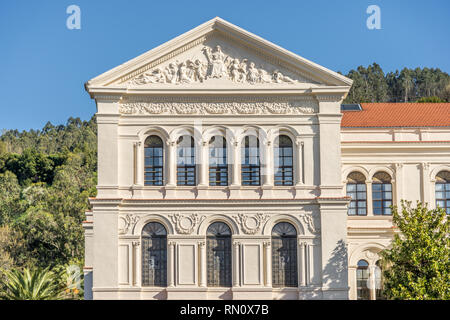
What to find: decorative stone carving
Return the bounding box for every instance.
[299,213,320,234]
[263,241,271,248]
[128,44,303,85]
[119,101,316,115]
[118,214,140,235]
[233,213,269,235]
[169,213,205,234]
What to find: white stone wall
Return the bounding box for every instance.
[341,127,450,299]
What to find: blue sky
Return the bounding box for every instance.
[1,0,449,131]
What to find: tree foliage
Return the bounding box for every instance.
[0,116,96,294]
[344,64,450,103]
[380,201,450,300]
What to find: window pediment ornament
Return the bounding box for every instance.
[299,213,320,234]
[233,213,269,235]
[118,214,140,235]
[169,213,205,235]
[119,101,316,115]
[128,45,304,86]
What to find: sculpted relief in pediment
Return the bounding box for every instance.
[128,44,307,86]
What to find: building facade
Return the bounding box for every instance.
[83,18,450,300]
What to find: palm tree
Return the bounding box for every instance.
[1,267,62,300]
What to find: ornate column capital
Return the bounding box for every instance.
[132,240,140,247]
[198,241,206,247]
[263,241,271,248]
[295,137,304,147]
[421,162,430,170]
[166,140,176,147]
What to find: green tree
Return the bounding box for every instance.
[416,96,446,103]
[380,201,450,300]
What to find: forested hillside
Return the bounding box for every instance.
[0,116,97,295]
[343,64,450,103]
[0,64,448,298]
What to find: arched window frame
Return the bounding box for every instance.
[144,135,164,186]
[435,171,450,215]
[346,171,367,216]
[209,135,228,186]
[274,135,294,186]
[241,135,261,186]
[177,135,196,186]
[372,172,393,215]
[141,222,167,287]
[271,222,298,288]
[206,221,232,287]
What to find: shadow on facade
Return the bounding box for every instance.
[322,239,348,288]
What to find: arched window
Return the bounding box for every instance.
[141,222,167,287]
[144,135,164,186]
[274,135,293,186]
[435,171,450,214]
[206,222,232,287]
[375,260,385,300]
[372,172,392,215]
[271,222,298,287]
[356,259,370,300]
[346,172,367,216]
[241,135,260,186]
[177,135,196,186]
[209,136,228,186]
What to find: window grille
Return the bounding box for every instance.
[206,222,232,287]
[141,222,167,287]
[271,222,298,287]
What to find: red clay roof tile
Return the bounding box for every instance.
[341,103,450,128]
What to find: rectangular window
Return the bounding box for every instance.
[347,183,367,216]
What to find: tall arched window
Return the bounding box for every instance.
[372,172,392,215]
[271,222,298,287]
[346,172,367,216]
[144,135,164,186]
[435,171,450,214]
[141,222,167,287]
[274,135,293,186]
[206,222,232,287]
[209,136,228,186]
[177,135,196,186]
[356,259,370,300]
[241,135,260,186]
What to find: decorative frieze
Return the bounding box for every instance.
[119,101,316,115]
[233,213,270,235]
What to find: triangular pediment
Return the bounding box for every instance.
[85,17,352,92]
